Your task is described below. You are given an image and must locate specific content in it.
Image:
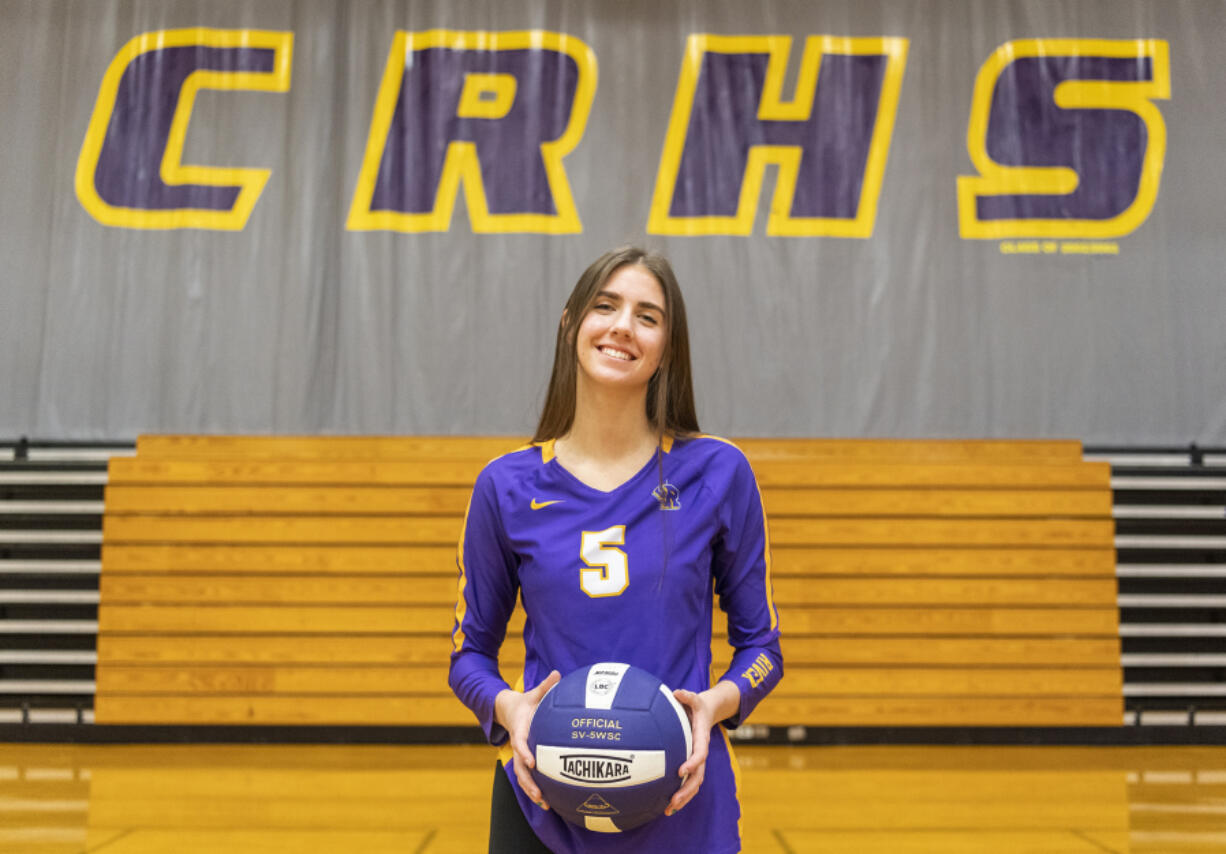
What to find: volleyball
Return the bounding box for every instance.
[527,662,694,833]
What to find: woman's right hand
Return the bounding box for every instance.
[494,670,562,810]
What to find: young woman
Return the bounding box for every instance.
[449,247,783,853]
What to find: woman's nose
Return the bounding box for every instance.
[610,309,633,336]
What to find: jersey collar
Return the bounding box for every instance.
[536,434,674,464]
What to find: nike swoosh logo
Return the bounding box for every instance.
[530,499,563,510]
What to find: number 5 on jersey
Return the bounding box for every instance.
[580,525,628,597]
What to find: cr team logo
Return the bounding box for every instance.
[651,482,681,511]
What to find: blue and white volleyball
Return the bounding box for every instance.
[527,662,694,832]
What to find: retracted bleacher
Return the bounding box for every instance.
[95,436,1121,728]
[1,440,135,723]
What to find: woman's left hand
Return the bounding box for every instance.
[667,680,741,816]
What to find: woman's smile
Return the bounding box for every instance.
[597,345,635,361]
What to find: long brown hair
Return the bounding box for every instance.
[532,246,699,442]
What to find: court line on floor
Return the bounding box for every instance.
[771,828,797,854]
[770,827,1130,853]
[414,828,438,853]
[79,827,135,854]
[1071,828,1124,854]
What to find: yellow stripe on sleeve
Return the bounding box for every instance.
[453,445,534,653]
[698,435,779,632]
[451,490,476,653]
[759,486,778,633]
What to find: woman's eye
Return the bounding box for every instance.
[639,314,658,325]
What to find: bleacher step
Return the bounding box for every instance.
[0,591,100,604]
[0,561,101,575]
[0,651,97,664]
[0,621,99,634]
[0,681,96,694]
[0,502,105,514]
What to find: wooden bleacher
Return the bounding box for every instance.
[95,436,1121,727]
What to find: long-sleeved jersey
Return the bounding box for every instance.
[449,434,782,853]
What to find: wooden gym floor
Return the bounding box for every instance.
[2,742,1224,853]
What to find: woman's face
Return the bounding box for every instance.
[574,264,667,393]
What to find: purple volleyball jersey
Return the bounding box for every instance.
[448,435,783,853]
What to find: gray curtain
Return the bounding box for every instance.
[2,0,1222,442]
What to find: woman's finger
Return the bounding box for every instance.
[509,672,561,810]
[527,670,561,701]
[675,726,710,795]
[666,760,705,815]
[678,730,710,778]
[672,688,713,774]
[513,754,550,810]
[664,687,714,816]
[511,731,535,768]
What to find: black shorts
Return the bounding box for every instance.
[490,762,554,853]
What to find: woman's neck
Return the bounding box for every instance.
[555,377,659,474]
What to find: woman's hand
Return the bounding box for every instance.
[494,670,562,810]
[667,680,741,816]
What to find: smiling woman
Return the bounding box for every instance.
[535,247,697,448]
[574,264,667,394]
[447,247,783,854]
